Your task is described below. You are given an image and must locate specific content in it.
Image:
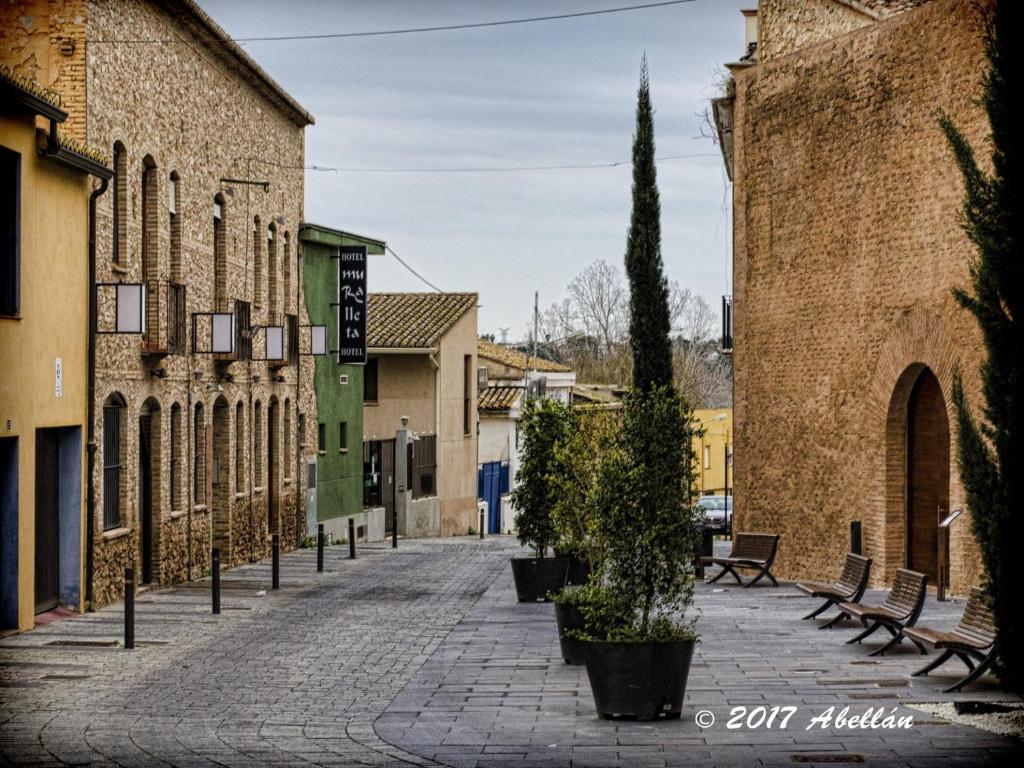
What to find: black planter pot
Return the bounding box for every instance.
[581,638,695,720]
[553,550,592,587]
[553,598,587,665]
[510,556,570,602]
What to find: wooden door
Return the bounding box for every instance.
[906,370,949,582]
[34,430,59,613]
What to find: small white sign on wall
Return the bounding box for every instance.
[55,357,63,398]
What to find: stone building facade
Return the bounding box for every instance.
[724,0,991,594]
[2,0,316,606]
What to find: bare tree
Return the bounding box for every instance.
[669,286,716,342]
[518,259,731,403]
[568,260,628,356]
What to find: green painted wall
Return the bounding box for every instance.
[300,225,384,523]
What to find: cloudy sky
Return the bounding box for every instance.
[201,0,747,339]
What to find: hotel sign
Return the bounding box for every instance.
[336,245,367,364]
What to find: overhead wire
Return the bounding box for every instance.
[386,245,444,293]
[87,1,698,44]
[255,153,718,174]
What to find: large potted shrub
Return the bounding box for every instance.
[576,388,700,719]
[508,397,574,602]
[572,58,702,720]
[550,409,616,664]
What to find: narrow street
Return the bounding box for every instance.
[2,538,1021,767]
[0,538,518,767]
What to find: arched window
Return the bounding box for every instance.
[267,222,278,317]
[253,216,263,309]
[141,156,158,283]
[235,401,244,493]
[213,195,226,310]
[254,400,263,488]
[112,142,127,266]
[170,402,183,510]
[194,403,206,506]
[283,398,292,481]
[283,231,291,314]
[102,393,127,530]
[169,171,181,282]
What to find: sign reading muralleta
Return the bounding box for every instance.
[336,244,368,364]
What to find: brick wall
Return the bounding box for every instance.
[731,0,990,595]
[3,0,316,605]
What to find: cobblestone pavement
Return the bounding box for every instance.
[1,536,521,767]
[376,543,1023,768]
[3,538,1022,768]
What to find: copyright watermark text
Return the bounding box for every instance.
[694,705,914,731]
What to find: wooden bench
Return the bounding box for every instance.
[795,553,872,628]
[906,587,998,692]
[837,568,928,657]
[702,532,780,588]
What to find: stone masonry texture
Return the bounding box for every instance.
[731,0,990,594]
[1,0,317,606]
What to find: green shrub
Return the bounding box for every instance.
[509,397,575,557]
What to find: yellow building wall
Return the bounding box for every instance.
[436,307,478,537]
[693,408,733,497]
[0,109,91,630]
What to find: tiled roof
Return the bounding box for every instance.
[367,293,477,349]
[477,339,572,373]
[478,386,523,413]
[0,65,63,110]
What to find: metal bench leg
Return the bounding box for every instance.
[944,652,997,693]
[913,649,953,677]
[708,564,742,585]
[846,620,883,645]
[744,565,778,588]
[819,611,850,630]
[802,599,834,620]
[869,630,904,657]
[909,637,928,655]
[955,652,976,672]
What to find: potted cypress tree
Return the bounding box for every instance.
[573,58,702,720]
[550,409,615,664]
[508,397,574,602]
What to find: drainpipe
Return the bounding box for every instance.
[85,175,110,610]
[294,244,303,547]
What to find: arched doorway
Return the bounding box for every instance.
[138,398,162,585]
[211,397,231,561]
[905,369,949,582]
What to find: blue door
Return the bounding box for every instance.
[478,461,502,534]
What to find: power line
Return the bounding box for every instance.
[88,1,697,44]
[386,245,444,293]
[257,153,718,174]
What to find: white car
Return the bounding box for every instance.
[695,495,732,533]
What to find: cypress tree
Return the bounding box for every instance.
[625,56,674,392]
[941,2,1022,693]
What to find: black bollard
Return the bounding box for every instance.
[272,534,280,590]
[479,507,485,540]
[392,508,398,549]
[124,567,135,649]
[317,523,325,572]
[850,521,862,556]
[211,548,221,615]
[348,518,356,559]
